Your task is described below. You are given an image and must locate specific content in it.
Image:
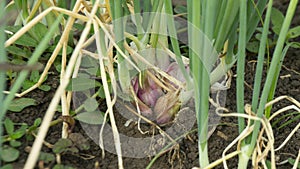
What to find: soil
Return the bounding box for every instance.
[2,1,300,169]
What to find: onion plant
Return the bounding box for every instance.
[185,0,269,167]
[1,0,298,168]
[106,0,290,168]
[236,0,298,168]
[0,0,7,156]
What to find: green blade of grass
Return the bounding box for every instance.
[236,0,246,135]
[246,0,268,42]
[142,0,163,45]
[214,0,239,51]
[110,0,131,93]
[165,0,192,88]
[251,0,273,115]
[188,0,211,167]
[133,0,143,39]
[265,43,293,118]
[0,0,7,156]
[249,0,298,159]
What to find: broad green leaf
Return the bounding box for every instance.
[5,25,22,33]
[85,67,100,76]
[174,5,187,14]
[29,70,40,82]
[4,118,14,135]
[73,23,85,32]
[6,26,38,47]
[6,46,32,58]
[75,111,104,125]
[288,158,300,168]
[9,140,21,147]
[290,42,300,48]
[28,22,49,42]
[57,0,67,8]
[0,146,19,162]
[39,152,55,163]
[66,77,100,91]
[22,80,35,91]
[38,84,51,91]
[83,98,98,112]
[81,56,98,67]
[246,41,259,53]
[52,138,73,154]
[10,58,27,65]
[47,45,73,55]
[265,160,272,169]
[97,86,106,98]
[14,35,38,47]
[28,118,42,132]
[0,164,13,169]
[97,82,111,99]
[6,30,37,47]
[69,133,90,151]
[8,98,37,112]
[271,8,284,35]
[54,59,62,72]
[10,125,27,139]
[287,26,300,39]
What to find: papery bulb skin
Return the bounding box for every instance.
[154,91,181,124]
[132,77,139,94]
[166,62,189,82]
[137,99,153,117]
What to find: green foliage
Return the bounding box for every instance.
[68,133,90,151]
[174,5,187,17]
[22,70,51,92]
[0,164,13,169]
[83,98,99,112]
[247,7,300,54]
[0,146,19,162]
[271,112,300,129]
[7,98,37,112]
[28,23,49,43]
[75,111,104,125]
[288,158,300,168]
[1,117,41,145]
[38,152,55,163]
[3,118,27,141]
[6,25,39,47]
[52,133,90,154]
[47,44,73,56]
[53,138,78,154]
[66,77,101,91]
[271,8,284,35]
[26,118,42,141]
[271,7,300,43]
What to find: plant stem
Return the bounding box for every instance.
[165,0,192,88]
[236,0,246,135]
[246,0,268,42]
[111,0,131,93]
[188,0,210,167]
[251,0,273,117]
[0,0,7,159]
[249,0,298,158]
[214,0,239,51]
[133,0,143,39]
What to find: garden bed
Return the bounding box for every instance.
[1,1,300,169]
